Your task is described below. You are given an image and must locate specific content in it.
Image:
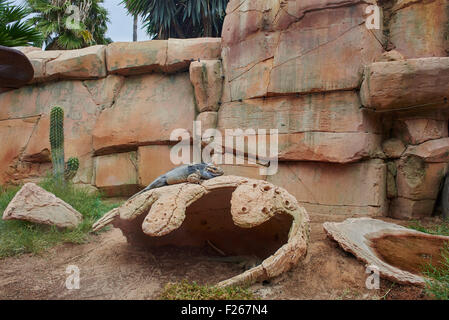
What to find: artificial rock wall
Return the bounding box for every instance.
[1,0,449,220]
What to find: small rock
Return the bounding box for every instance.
[3,183,83,228]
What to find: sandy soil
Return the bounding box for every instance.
[0,213,428,300]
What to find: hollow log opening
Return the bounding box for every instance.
[113,187,293,260]
[371,235,449,276]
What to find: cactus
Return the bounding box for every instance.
[64,157,79,181]
[49,107,80,183]
[50,106,65,182]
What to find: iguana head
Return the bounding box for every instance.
[201,163,224,179]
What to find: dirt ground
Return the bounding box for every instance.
[0,213,429,300]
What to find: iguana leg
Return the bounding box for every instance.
[187,172,201,184]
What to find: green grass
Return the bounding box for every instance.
[423,244,449,300]
[159,280,257,300]
[0,176,120,258]
[408,220,449,300]
[408,220,449,236]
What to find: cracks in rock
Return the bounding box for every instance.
[278,0,368,31]
[226,0,248,15]
[271,22,363,70]
[286,164,318,204]
[266,31,282,95]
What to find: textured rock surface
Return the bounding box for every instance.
[382,139,406,159]
[396,156,447,200]
[92,73,195,154]
[393,118,448,145]
[268,160,387,216]
[25,50,64,82]
[94,152,139,196]
[166,38,222,73]
[45,45,106,80]
[196,111,218,131]
[221,0,382,101]
[190,60,223,112]
[389,0,448,59]
[402,138,449,163]
[0,117,38,184]
[3,183,83,228]
[93,176,310,287]
[137,145,177,187]
[106,38,221,76]
[389,197,437,220]
[106,40,167,75]
[360,58,449,112]
[218,92,381,163]
[324,217,449,285]
[0,80,102,184]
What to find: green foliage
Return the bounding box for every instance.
[0,175,120,258]
[0,0,43,46]
[64,157,79,181]
[122,0,228,39]
[159,280,257,300]
[25,0,111,50]
[409,220,449,237]
[50,106,65,182]
[423,244,449,300]
[409,220,449,300]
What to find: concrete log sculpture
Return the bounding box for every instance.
[93,176,310,287]
[324,218,449,286]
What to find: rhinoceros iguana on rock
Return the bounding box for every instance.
[129,163,224,200]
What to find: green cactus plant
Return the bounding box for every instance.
[50,106,65,182]
[64,157,79,181]
[49,106,79,183]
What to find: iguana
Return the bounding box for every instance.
[129,163,224,200]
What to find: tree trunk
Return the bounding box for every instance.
[173,20,186,39]
[202,8,212,37]
[133,15,138,42]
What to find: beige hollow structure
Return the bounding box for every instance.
[93,176,310,287]
[324,218,449,286]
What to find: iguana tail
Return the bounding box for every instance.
[127,176,167,201]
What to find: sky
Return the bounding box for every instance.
[14,0,152,42]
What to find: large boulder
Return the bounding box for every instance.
[92,176,310,287]
[45,45,107,80]
[106,38,221,76]
[3,183,83,229]
[360,58,449,112]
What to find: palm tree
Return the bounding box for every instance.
[121,0,229,40]
[25,0,112,50]
[0,0,43,47]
